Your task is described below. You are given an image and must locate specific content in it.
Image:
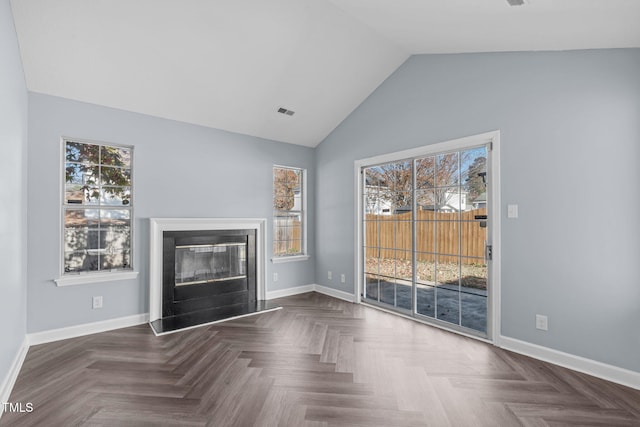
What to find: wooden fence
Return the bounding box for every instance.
[364,208,487,264]
[273,219,302,256]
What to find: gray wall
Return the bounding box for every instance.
[0,0,28,388]
[27,93,315,333]
[315,49,640,372]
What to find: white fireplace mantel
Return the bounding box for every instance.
[149,218,267,323]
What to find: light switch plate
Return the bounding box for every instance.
[536,314,548,331]
[507,204,519,218]
[92,296,103,309]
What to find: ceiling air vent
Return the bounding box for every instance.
[506,0,525,5]
[277,107,295,116]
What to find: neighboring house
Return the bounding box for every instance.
[418,190,468,213]
[365,195,393,215]
[364,177,393,215]
[471,192,487,210]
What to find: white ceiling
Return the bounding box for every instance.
[10,0,640,147]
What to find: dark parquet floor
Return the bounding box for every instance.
[2,292,639,426]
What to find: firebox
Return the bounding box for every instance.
[175,242,247,286]
[162,229,256,319]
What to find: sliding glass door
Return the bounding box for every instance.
[364,161,413,313]
[362,144,490,336]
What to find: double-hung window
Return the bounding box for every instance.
[61,138,134,278]
[273,165,307,261]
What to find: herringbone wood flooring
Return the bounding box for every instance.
[2,292,639,426]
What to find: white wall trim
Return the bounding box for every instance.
[27,313,149,346]
[354,130,501,168]
[273,165,309,260]
[266,284,356,303]
[271,255,310,264]
[54,270,139,287]
[313,284,357,303]
[0,336,29,408]
[488,131,501,344]
[500,335,640,391]
[266,284,315,300]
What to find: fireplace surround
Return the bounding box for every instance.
[149,218,276,335]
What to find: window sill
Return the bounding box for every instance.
[54,270,139,287]
[271,255,310,264]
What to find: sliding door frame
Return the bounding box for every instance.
[354,130,502,344]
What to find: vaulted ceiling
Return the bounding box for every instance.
[10,0,640,147]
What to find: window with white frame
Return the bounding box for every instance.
[63,138,133,274]
[273,166,305,258]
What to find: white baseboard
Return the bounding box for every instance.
[28,313,149,346]
[313,284,357,303]
[266,284,356,303]
[499,335,640,391]
[0,336,29,407]
[265,284,315,300]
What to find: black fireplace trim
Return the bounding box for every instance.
[161,229,257,319]
[149,300,281,335]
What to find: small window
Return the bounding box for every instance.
[62,138,133,274]
[273,166,305,257]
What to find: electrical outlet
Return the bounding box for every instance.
[536,314,548,331]
[92,296,103,309]
[340,274,345,283]
[328,271,332,280]
[273,272,278,282]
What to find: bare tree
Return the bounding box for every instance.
[463,156,487,203]
[273,168,300,210]
[366,152,470,214]
[416,153,465,211]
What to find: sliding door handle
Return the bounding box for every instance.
[485,244,493,261]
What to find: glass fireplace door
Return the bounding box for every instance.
[162,229,256,318]
[175,242,247,286]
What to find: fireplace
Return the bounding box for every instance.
[149,218,277,335]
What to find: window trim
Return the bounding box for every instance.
[271,165,308,262]
[55,270,138,287]
[55,136,137,286]
[271,254,310,264]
